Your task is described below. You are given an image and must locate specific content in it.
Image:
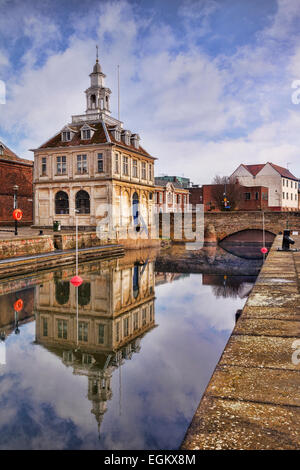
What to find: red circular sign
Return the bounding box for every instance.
[70,275,83,287]
[14,299,24,312]
[13,209,23,221]
[261,247,268,254]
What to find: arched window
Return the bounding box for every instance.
[132,192,140,231]
[76,190,90,214]
[55,191,69,214]
[78,282,91,306]
[92,381,98,395]
[133,264,139,299]
[55,280,70,305]
[90,94,96,108]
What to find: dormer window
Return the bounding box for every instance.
[62,131,71,142]
[110,127,121,141]
[0,145,3,156]
[82,129,91,140]
[131,134,140,149]
[80,124,95,141]
[61,126,75,142]
[122,130,131,146]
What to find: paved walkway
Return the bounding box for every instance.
[0,226,54,239]
[181,233,300,450]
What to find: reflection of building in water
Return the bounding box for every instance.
[202,274,256,299]
[155,272,189,286]
[34,257,156,435]
[0,288,34,340]
[0,341,5,366]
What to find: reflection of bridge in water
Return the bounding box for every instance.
[155,244,263,276]
[219,229,275,260]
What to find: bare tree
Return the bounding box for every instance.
[210,175,241,211]
[212,175,229,185]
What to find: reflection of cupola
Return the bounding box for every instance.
[85,51,111,116]
[87,370,113,437]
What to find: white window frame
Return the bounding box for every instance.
[41,157,47,175]
[82,129,91,140]
[62,131,71,142]
[97,153,104,173]
[115,153,119,173]
[77,154,88,174]
[132,159,138,178]
[123,156,129,176]
[141,162,146,180]
[56,156,66,175]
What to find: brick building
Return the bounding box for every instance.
[0,141,33,225]
[155,177,190,212]
[189,183,269,211]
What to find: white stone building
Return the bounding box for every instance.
[231,163,299,211]
[154,178,190,213]
[32,56,156,236]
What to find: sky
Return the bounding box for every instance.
[1,0,300,184]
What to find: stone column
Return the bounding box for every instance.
[69,185,75,227]
[90,185,95,225]
[49,186,54,224]
[34,186,39,225]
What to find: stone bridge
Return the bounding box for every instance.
[159,211,300,242]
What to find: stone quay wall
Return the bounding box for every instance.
[181,233,300,450]
[0,235,54,260]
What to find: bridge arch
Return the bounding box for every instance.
[219,228,276,244]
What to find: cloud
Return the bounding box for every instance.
[1,0,300,182]
[0,51,9,67]
[179,0,220,39]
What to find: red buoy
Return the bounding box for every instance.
[13,209,23,221]
[261,247,268,254]
[70,275,83,287]
[14,299,24,312]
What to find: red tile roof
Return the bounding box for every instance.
[0,141,33,166]
[269,163,298,180]
[242,163,298,180]
[242,164,265,176]
[39,121,154,159]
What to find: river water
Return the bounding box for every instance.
[0,247,261,449]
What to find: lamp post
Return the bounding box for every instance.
[70,209,82,286]
[13,185,19,236]
[70,209,82,351]
[13,298,23,335]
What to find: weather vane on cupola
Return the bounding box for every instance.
[96,44,99,62]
